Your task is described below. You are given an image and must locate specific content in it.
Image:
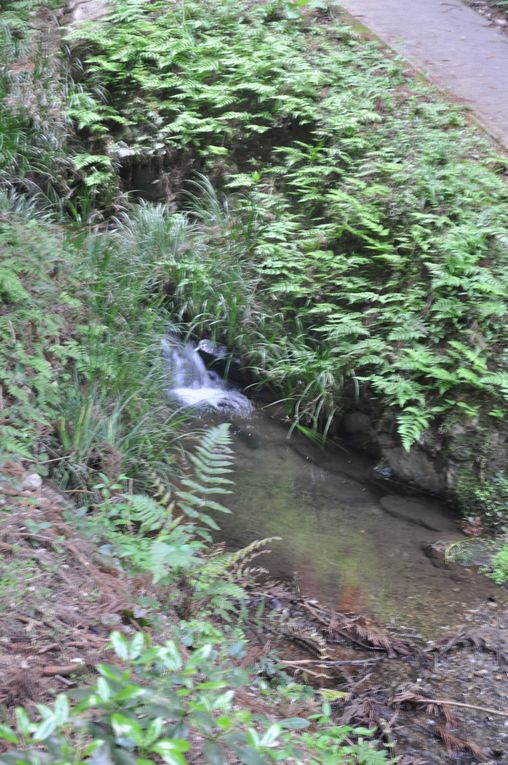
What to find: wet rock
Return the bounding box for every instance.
[67,0,108,23]
[380,446,444,494]
[236,428,261,450]
[342,411,377,452]
[423,534,492,573]
[423,535,466,569]
[21,474,42,492]
[197,338,228,362]
[197,339,247,385]
[379,495,457,532]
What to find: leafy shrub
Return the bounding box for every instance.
[0,205,184,487]
[4,0,508,456]
[0,629,388,765]
[472,471,508,531]
[81,424,284,623]
[487,543,508,584]
[0,215,77,458]
[65,0,322,161]
[494,0,508,18]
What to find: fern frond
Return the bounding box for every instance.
[121,494,171,532]
[397,407,431,451]
[176,424,234,522]
[227,536,281,569]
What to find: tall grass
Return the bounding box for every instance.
[0,199,191,491]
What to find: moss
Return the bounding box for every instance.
[455,468,508,531]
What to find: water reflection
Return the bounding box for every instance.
[219,413,501,636]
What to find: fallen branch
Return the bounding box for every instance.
[36,643,59,655]
[402,696,508,718]
[283,665,329,680]
[280,658,381,666]
[42,663,88,677]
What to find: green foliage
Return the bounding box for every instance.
[0,628,388,765]
[487,543,508,584]
[66,0,322,161]
[0,215,76,458]
[0,203,186,486]
[66,0,508,451]
[0,2,120,213]
[494,0,508,17]
[4,0,508,455]
[453,465,508,531]
[469,471,508,531]
[82,425,269,618]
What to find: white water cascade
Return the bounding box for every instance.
[164,337,253,416]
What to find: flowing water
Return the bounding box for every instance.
[164,336,253,415]
[167,338,503,637]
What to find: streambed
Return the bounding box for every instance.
[167,338,504,638]
[167,340,508,760]
[219,412,504,638]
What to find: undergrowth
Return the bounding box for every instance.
[0,629,387,765]
[0,0,121,215]
[0,197,186,487]
[1,0,507,508]
[63,0,508,458]
[493,1,508,18]
[0,421,390,763]
[1,0,507,758]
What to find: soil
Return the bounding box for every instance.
[463,0,508,30]
[255,586,508,764]
[0,462,174,716]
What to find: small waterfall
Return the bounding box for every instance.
[163,336,253,416]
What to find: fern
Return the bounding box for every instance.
[175,424,234,533]
[0,268,30,303]
[117,494,172,533]
[397,407,431,452]
[481,372,508,400]
[149,537,201,583]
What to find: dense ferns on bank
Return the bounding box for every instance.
[61,0,508,454]
[1,0,508,510]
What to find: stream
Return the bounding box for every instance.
[223,414,503,637]
[167,338,504,639]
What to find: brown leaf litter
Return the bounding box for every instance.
[245,581,508,763]
[0,461,172,714]
[1,462,507,763]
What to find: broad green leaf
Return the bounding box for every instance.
[216,716,232,730]
[260,724,281,747]
[97,677,112,702]
[115,685,146,702]
[129,632,145,660]
[203,741,228,765]
[280,718,310,730]
[151,740,190,765]
[32,716,57,742]
[111,631,130,661]
[0,724,18,745]
[54,694,70,725]
[111,714,144,746]
[144,717,164,747]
